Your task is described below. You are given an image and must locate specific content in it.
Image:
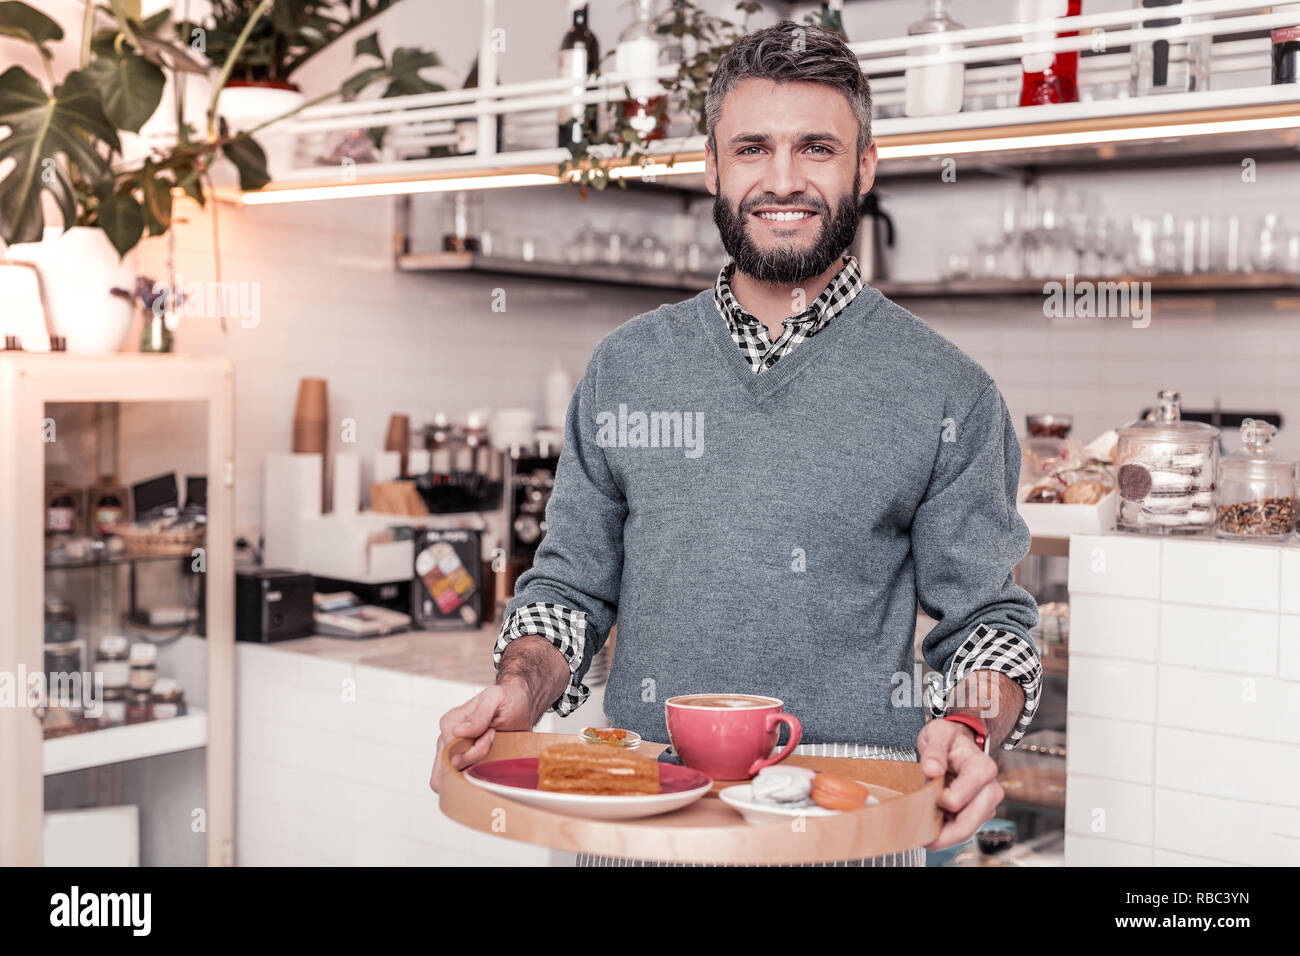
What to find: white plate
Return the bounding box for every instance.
[718,782,879,825]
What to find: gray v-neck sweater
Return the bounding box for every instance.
[507,286,1038,748]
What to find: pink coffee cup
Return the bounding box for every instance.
[664,693,802,781]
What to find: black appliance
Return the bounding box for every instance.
[236,569,314,643]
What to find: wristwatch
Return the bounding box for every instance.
[942,713,990,755]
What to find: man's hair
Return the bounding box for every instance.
[705,20,872,156]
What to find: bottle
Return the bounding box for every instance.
[455,58,504,155]
[1130,0,1210,96]
[1275,26,1300,85]
[1019,0,1082,106]
[819,0,848,40]
[128,642,157,692]
[152,678,187,719]
[126,688,154,724]
[904,0,965,117]
[660,0,697,138]
[616,0,666,142]
[95,636,130,693]
[559,1,601,148]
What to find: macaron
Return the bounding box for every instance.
[750,765,816,806]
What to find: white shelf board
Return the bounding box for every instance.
[43,708,208,776]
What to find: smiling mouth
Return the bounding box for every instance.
[752,210,817,222]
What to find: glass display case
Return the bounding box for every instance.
[0,354,234,865]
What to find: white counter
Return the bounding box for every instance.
[235,626,608,866]
[1063,532,1300,866]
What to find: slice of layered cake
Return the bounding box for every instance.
[537,743,660,795]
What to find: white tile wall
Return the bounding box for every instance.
[235,642,607,866]
[1064,775,1154,846]
[1157,666,1300,746]
[1069,595,1158,661]
[1281,616,1300,682]
[1066,656,1157,724]
[127,158,1300,543]
[1153,789,1300,866]
[1160,540,1281,613]
[1151,849,1233,867]
[1063,834,1154,867]
[1066,534,1300,866]
[1067,715,1154,785]
[1068,535,1162,601]
[1158,604,1279,676]
[1281,552,1300,616]
[1155,726,1300,809]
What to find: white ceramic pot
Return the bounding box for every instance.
[217,83,307,179]
[4,227,135,354]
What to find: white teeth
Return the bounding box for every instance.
[756,211,812,221]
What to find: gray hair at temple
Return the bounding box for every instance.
[704,20,873,157]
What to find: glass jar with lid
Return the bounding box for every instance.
[905,0,966,118]
[1216,419,1296,540]
[1115,389,1219,535]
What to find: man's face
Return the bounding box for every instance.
[706,79,877,284]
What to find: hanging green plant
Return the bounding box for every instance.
[558,0,760,197]
[0,0,440,258]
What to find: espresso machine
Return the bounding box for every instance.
[502,432,561,610]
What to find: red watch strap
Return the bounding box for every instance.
[942,712,988,748]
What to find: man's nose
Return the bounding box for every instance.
[762,151,807,199]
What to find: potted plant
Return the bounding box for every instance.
[0,2,253,352]
[180,0,442,174]
[0,0,437,352]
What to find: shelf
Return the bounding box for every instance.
[877,273,1300,298]
[43,708,208,776]
[998,798,1067,817]
[1028,535,1071,558]
[397,254,1300,298]
[397,251,716,290]
[214,86,1300,205]
[44,551,188,572]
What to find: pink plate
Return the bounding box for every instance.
[464,757,713,821]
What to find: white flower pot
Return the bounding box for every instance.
[4,227,135,354]
[217,84,307,179]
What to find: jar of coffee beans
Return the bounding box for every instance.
[1216,419,1296,540]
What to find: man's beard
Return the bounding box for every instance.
[712,173,863,284]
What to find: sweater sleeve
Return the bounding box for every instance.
[500,352,625,705]
[914,381,1039,677]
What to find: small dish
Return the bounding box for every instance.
[576,727,641,748]
[718,782,879,825]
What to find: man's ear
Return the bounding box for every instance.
[859,140,878,196]
[704,142,718,196]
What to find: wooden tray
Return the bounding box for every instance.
[439,732,942,864]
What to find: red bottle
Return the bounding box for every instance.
[1020,0,1082,106]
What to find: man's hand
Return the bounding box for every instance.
[429,635,573,793]
[429,681,535,793]
[916,718,1005,850]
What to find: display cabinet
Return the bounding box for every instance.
[0,354,234,865]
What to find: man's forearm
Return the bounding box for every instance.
[497,635,572,725]
[945,671,1025,750]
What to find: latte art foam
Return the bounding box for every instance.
[670,694,776,709]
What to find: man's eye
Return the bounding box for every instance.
[805,144,831,155]
[739,146,764,156]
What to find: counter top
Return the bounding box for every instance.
[268,624,501,685]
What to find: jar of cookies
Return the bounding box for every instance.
[1216,419,1296,540]
[1115,389,1219,535]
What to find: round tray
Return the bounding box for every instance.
[439,731,942,864]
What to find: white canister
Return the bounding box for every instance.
[544,364,574,430]
[4,227,135,354]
